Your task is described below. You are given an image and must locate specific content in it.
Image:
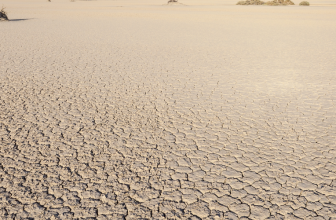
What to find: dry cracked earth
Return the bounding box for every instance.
[1,2,336,219]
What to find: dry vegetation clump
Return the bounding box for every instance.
[0,6,8,21]
[237,0,294,5]
[168,0,178,2]
[299,1,310,5]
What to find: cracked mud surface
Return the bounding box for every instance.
[1,0,336,219]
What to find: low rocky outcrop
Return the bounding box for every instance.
[265,0,294,5]
[237,0,265,5]
[237,0,294,5]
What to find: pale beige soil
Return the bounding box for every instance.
[1,0,336,219]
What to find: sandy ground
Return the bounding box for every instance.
[1,0,336,219]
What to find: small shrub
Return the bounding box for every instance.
[299,1,310,5]
[0,6,8,21]
[167,0,184,5]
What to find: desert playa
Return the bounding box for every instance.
[1,0,336,219]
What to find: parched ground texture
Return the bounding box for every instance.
[1,0,336,219]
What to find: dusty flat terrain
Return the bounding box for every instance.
[1,0,336,219]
